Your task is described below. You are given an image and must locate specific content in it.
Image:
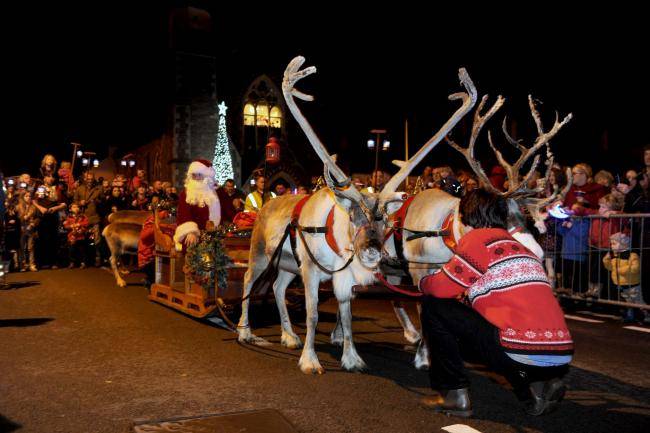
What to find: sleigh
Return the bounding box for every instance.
[147,212,256,319]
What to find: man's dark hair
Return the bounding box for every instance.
[459,189,508,229]
[224,179,235,185]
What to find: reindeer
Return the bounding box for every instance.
[102,210,150,287]
[236,56,477,374]
[382,94,573,368]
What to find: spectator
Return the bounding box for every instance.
[583,193,626,298]
[130,169,147,191]
[273,180,289,196]
[297,185,310,195]
[131,186,150,211]
[603,232,648,324]
[245,175,275,212]
[40,154,58,179]
[3,190,20,270]
[63,202,89,269]
[564,163,607,214]
[101,186,129,215]
[488,165,507,191]
[163,182,178,202]
[33,176,66,269]
[57,161,74,191]
[594,170,614,192]
[557,213,590,295]
[216,179,245,223]
[464,176,479,193]
[16,191,39,272]
[73,172,101,266]
[540,168,568,289]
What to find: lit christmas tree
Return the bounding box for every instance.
[213,101,235,185]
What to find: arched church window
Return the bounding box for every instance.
[256,103,269,127]
[243,103,256,126]
[270,105,282,128]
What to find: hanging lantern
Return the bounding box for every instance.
[265,137,281,164]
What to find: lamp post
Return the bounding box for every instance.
[368,129,389,190]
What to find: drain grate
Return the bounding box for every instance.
[132,409,299,433]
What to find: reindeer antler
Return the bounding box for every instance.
[283,56,369,208]
[488,96,573,198]
[380,68,478,199]
[446,94,506,194]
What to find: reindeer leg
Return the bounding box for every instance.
[413,302,430,370]
[338,298,367,372]
[237,258,271,346]
[388,272,421,344]
[298,270,324,374]
[330,310,344,346]
[273,270,301,349]
[110,255,126,287]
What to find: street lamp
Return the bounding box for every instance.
[368,129,389,190]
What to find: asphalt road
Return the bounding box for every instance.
[1,268,649,433]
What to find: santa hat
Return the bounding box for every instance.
[187,159,215,179]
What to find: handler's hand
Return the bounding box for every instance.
[185,233,199,247]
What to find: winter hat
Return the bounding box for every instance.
[610,231,631,250]
[187,159,215,179]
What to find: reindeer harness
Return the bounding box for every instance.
[288,195,354,274]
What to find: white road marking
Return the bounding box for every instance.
[442,425,484,433]
[564,314,604,323]
[623,326,650,333]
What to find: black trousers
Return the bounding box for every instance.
[68,241,87,266]
[420,297,569,398]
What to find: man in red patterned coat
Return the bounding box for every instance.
[173,159,221,251]
[418,189,573,418]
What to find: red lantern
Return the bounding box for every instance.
[265,137,281,164]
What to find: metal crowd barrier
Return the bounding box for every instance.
[540,213,650,311]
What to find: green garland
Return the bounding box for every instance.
[184,230,232,292]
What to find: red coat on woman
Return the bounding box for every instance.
[563,182,607,215]
[419,227,573,355]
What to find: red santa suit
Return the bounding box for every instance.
[173,159,221,250]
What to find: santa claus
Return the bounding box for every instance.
[173,159,221,250]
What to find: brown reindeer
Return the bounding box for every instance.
[102,210,150,287]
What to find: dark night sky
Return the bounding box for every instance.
[3,3,647,180]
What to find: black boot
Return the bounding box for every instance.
[421,388,472,417]
[524,378,566,416]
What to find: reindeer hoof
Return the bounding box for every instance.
[299,356,324,375]
[281,333,303,349]
[341,354,367,372]
[117,279,127,287]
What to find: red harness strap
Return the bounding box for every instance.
[325,206,341,255]
[290,195,312,237]
[385,195,416,241]
[291,195,341,255]
[441,213,458,252]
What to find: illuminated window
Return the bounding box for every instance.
[256,103,269,127]
[243,103,255,126]
[270,106,282,128]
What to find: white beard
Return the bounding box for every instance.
[184,177,217,209]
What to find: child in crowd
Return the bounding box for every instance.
[603,232,648,324]
[63,202,89,269]
[584,193,626,297]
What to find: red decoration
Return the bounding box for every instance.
[265,137,281,164]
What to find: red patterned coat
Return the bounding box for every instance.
[419,228,573,355]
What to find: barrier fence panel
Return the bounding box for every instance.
[541,213,650,312]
